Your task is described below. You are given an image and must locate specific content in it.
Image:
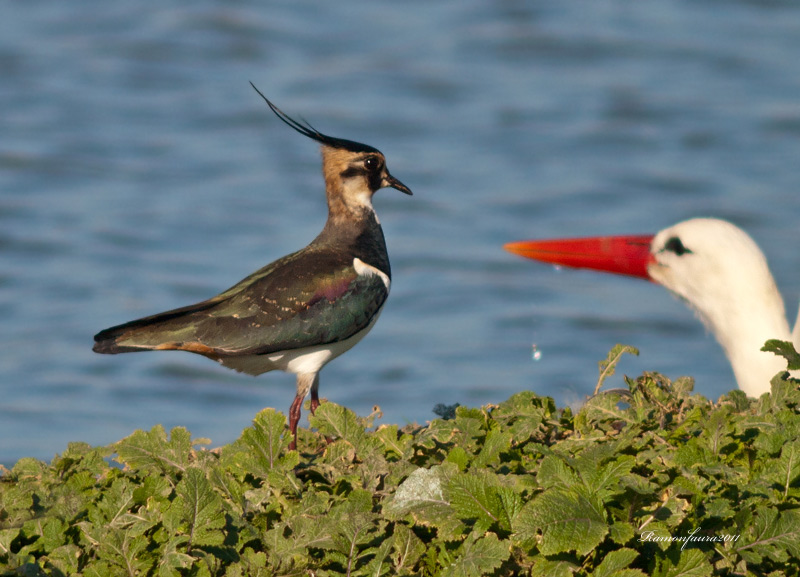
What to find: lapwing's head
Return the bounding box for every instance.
[251,83,411,219]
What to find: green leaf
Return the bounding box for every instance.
[494,486,524,533]
[440,532,510,577]
[0,528,20,556]
[491,391,552,442]
[531,558,579,577]
[323,501,382,575]
[374,424,415,460]
[596,344,639,394]
[698,405,735,455]
[581,390,636,429]
[170,468,226,551]
[735,508,800,563]
[224,548,272,577]
[86,477,137,529]
[310,402,382,458]
[158,537,195,577]
[359,537,394,577]
[653,548,711,577]
[384,466,450,519]
[114,425,198,476]
[446,472,504,533]
[311,401,364,443]
[46,544,83,576]
[413,418,458,449]
[766,440,800,500]
[445,446,471,470]
[262,517,326,571]
[702,498,734,520]
[39,517,68,552]
[286,514,337,551]
[537,455,579,490]
[762,339,800,370]
[591,548,642,577]
[384,465,463,538]
[89,527,154,576]
[768,371,800,406]
[223,411,301,495]
[638,494,690,530]
[581,455,636,502]
[238,408,293,471]
[132,473,172,506]
[513,488,607,555]
[390,523,426,572]
[451,414,486,450]
[472,429,512,469]
[608,522,636,545]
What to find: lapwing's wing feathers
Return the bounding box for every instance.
[180,252,389,355]
[93,248,389,358]
[91,251,297,353]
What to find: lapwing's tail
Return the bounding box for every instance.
[93,300,218,354]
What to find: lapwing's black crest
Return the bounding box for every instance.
[94,85,411,451]
[249,82,379,154]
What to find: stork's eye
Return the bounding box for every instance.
[364,156,381,171]
[664,236,691,256]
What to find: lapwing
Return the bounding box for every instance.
[93,83,412,450]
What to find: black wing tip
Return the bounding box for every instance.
[93,332,148,354]
[93,341,119,354]
[249,82,380,154]
[93,326,127,354]
[93,338,123,354]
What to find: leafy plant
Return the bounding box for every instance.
[2,342,800,576]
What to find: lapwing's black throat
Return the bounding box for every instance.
[93,84,412,450]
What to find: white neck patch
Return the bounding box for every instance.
[342,178,375,209]
[353,257,390,289]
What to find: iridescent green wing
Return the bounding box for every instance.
[102,248,389,355]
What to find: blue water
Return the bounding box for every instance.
[2,1,800,465]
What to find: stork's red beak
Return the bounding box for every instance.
[503,234,656,280]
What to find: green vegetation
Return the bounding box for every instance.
[2,343,800,576]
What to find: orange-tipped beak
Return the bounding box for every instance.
[503,234,655,280]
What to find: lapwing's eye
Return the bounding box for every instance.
[664,236,691,256]
[364,157,380,171]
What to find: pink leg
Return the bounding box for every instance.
[288,393,304,451]
[310,387,320,414]
[288,373,319,451]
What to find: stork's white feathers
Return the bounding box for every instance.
[646,219,795,396]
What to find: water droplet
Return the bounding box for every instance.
[531,344,542,361]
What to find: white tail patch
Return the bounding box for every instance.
[353,257,390,289]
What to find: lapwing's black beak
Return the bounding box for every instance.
[384,173,412,195]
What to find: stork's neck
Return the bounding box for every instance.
[792,303,800,349]
[700,287,791,396]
